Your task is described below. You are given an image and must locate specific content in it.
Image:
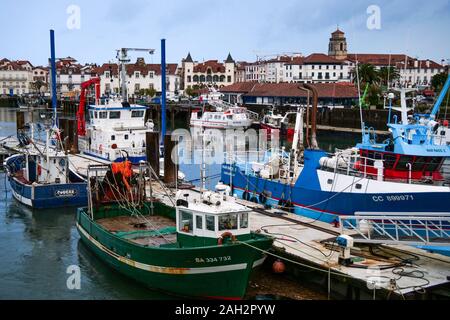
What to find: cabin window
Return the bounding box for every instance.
[99,111,107,119]
[206,215,215,231]
[94,112,98,119]
[109,111,121,119]
[124,134,129,140]
[179,210,193,233]
[218,214,238,231]
[131,110,145,118]
[239,212,248,228]
[196,215,203,229]
[111,135,115,141]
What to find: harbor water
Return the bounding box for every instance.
[0,108,359,299]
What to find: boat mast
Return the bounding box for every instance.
[49,30,58,128]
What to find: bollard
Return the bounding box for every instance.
[16,111,25,135]
[146,131,160,176]
[163,134,178,185]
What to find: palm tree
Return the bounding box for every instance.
[351,63,380,86]
[378,66,400,88]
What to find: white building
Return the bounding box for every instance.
[94,58,180,97]
[49,57,96,97]
[182,53,236,90]
[245,62,266,82]
[284,53,352,83]
[0,59,34,95]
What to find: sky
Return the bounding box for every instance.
[1,0,449,66]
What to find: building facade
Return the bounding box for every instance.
[182,53,236,90]
[94,58,180,97]
[0,58,34,95]
[284,53,352,83]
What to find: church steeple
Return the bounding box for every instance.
[328,28,347,60]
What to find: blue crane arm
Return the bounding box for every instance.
[431,74,450,117]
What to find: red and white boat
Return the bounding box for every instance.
[260,109,296,139]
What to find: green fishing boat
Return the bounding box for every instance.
[76,163,273,299]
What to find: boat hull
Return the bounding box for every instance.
[76,207,271,299]
[9,176,87,209]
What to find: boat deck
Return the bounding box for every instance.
[96,215,177,247]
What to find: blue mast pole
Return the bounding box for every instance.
[50,29,57,127]
[161,38,166,143]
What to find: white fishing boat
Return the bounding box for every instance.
[190,106,254,129]
[76,48,156,164]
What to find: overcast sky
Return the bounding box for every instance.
[1,0,449,66]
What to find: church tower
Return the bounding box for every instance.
[328,28,347,60]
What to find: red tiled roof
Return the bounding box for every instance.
[265,56,296,63]
[220,82,358,98]
[403,59,443,70]
[193,60,225,73]
[346,54,410,66]
[219,82,258,93]
[304,53,343,64]
[285,56,306,65]
[332,29,345,35]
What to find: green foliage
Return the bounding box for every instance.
[139,87,157,97]
[431,72,448,91]
[184,86,195,97]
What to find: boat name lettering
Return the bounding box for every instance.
[55,189,77,197]
[195,256,231,263]
[426,148,445,152]
[372,195,414,202]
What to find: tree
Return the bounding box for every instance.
[31,80,45,93]
[431,72,448,91]
[351,63,379,86]
[378,66,400,88]
[184,86,195,97]
[139,88,157,97]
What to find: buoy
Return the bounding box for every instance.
[272,259,285,274]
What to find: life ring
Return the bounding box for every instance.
[218,231,236,245]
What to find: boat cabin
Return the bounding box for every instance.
[175,190,252,246]
[22,152,69,184]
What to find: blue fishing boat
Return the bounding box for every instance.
[221,76,450,223]
[4,128,88,209]
[4,30,88,209]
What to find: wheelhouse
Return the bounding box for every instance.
[357,149,445,181]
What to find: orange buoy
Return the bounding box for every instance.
[272,259,285,274]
